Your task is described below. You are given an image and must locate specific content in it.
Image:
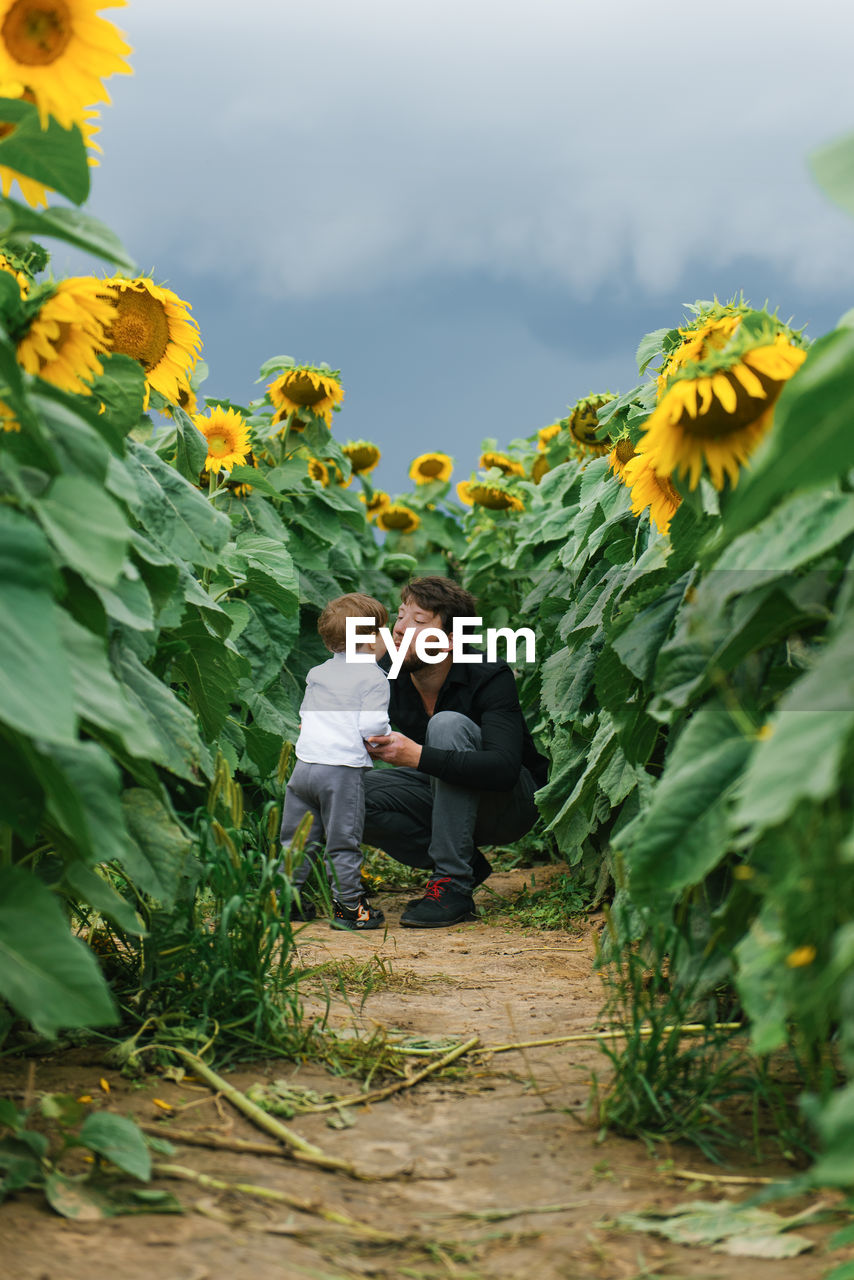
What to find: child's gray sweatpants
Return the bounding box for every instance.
[279,761,369,905]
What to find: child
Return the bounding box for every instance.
[280,592,391,930]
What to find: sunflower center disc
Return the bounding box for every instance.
[2,0,72,66]
[109,290,170,370]
[207,433,229,457]
[681,368,784,440]
[284,372,325,406]
[419,459,444,477]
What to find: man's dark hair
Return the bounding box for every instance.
[400,577,478,633]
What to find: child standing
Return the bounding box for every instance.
[280,593,390,930]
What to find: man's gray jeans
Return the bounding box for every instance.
[362,711,538,892]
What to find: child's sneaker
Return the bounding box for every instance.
[331,895,385,931]
[287,893,317,923]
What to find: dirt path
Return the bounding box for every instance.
[1,870,849,1280]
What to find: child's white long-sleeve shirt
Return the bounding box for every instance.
[294,652,391,767]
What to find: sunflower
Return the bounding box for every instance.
[467,483,524,513]
[479,449,524,477]
[530,455,550,484]
[328,460,352,488]
[607,436,636,480]
[307,457,329,485]
[622,453,681,536]
[360,489,390,519]
[268,365,343,427]
[537,421,562,452]
[342,439,380,474]
[104,276,202,407]
[0,96,101,207]
[409,451,453,484]
[0,398,19,430]
[456,480,474,506]
[656,304,745,397]
[567,392,616,455]
[640,322,807,490]
[0,250,28,293]
[16,275,115,394]
[193,405,251,473]
[376,503,420,534]
[162,382,198,418]
[0,0,132,131]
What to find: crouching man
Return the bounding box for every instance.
[363,577,548,927]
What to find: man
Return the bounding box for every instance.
[363,577,548,928]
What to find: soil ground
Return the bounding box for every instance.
[1,868,850,1280]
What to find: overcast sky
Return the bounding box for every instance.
[57,0,854,492]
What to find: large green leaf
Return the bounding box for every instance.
[732,624,854,835]
[58,612,159,758]
[88,356,147,442]
[809,132,854,218]
[0,98,89,203]
[0,199,135,271]
[113,644,211,781]
[720,329,854,540]
[36,475,128,586]
[119,789,193,904]
[0,508,76,745]
[227,535,299,616]
[0,866,116,1036]
[169,617,250,739]
[172,405,208,482]
[32,739,135,868]
[622,707,753,906]
[713,489,854,583]
[78,1112,151,1180]
[734,906,789,1054]
[127,443,230,568]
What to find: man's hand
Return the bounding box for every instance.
[365,732,422,768]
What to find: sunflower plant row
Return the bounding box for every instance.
[0,12,407,1052]
[447,295,854,1175]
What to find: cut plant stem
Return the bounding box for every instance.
[139,1046,359,1178]
[482,1022,743,1054]
[152,1163,396,1240]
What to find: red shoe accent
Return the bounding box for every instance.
[424,876,452,902]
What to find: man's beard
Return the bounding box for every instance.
[401,649,427,673]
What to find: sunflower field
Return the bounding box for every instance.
[1,0,854,1192]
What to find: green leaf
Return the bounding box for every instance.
[0,1136,43,1196]
[622,707,753,906]
[172,404,208,482]
[732,624,854,835]
[809,131,854,217]
[79,1112,151,1180]
[227,535,299,616]
[32,739,135,868]
[0,866,117,1036]
[127,443,230,569]
[0,98,89,203]
[169,617,250,739]
[713,488,854,582]
[1,198,136,271]
[0,507,76,745]
[58,612,159,758]
[88,356,147,441]
[113,644,211,781]
[36,475,128,586]
[734,907,791,1054]
[63,863,144,935]
[720,329,854,540]
[614,1199,815,1258]
[119,789,193,905]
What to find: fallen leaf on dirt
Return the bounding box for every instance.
[612,1198,816,1258]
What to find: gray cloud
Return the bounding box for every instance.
[88,0,854,301]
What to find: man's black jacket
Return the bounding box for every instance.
[378,652,548,793]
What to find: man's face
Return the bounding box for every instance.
[392,597,449,672]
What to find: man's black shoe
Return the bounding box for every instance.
[405,850,492,909]
[400,877,477,928]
